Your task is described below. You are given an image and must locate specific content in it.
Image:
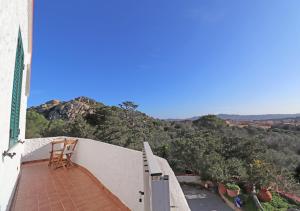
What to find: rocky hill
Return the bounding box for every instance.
[28,96,103,120]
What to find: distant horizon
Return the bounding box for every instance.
[30,0,300,118]
[165,113,300,120]
[167,112,300,117]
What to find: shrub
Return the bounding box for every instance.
[261,193,298,211]
[225,183,240,191]
[26,110,49,138]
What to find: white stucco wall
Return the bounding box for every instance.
[23,137,190,211]
[22,137,61,162]
[0,0,32,210]
[72,138,144,211]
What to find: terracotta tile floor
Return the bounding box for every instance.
[12,161,128,211]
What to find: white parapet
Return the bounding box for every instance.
[23,137,190,211]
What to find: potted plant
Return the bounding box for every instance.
[248,159,276,202]
[225,183,240,197]
[258,187,272,202]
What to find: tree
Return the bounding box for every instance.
[94,106,129,146]
[44,119,67,137]
[225,158,248,181]
[193,115,227,129]
[119,101,138,111]
[248,159,277,189]
[26,110,49,138]
[295,164,300,182]
[154,144,170,159]
[203,152,227,182]
[119,101,138,127]
[66,116,96,139]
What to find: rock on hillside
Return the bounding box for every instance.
[29,96,103,120]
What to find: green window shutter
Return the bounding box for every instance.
[9,29,24,148]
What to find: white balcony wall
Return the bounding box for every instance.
[22,137,59,162]
[23,137,190,211]
[72,138,144,211]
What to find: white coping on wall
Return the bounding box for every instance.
[143,142,162,176]
[23,137,190,211]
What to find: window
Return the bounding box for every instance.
[9,29,24,148]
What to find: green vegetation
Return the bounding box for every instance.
[261,193,298,211]
[224,193,257,211]
[26,99,300,196]
[225,183,240,191]
[241,195,257,211]
[26,110,48,138]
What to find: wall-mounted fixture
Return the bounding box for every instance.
[17,140,25,144]
[2,151,16,158]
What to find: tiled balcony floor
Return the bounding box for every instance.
[12,161,129,211]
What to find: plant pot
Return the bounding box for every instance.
[226,188,240,197]
[258,189,272,202]
[218,183,226,195]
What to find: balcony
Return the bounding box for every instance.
[12,161,127,211]
[10,137,189,211]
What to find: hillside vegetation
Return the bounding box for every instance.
[26,97,300,194]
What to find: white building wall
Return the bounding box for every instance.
[73,138,144,211]
[23,137,191,211]
[0,0,32,210]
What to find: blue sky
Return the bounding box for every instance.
[30,0,300,118]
